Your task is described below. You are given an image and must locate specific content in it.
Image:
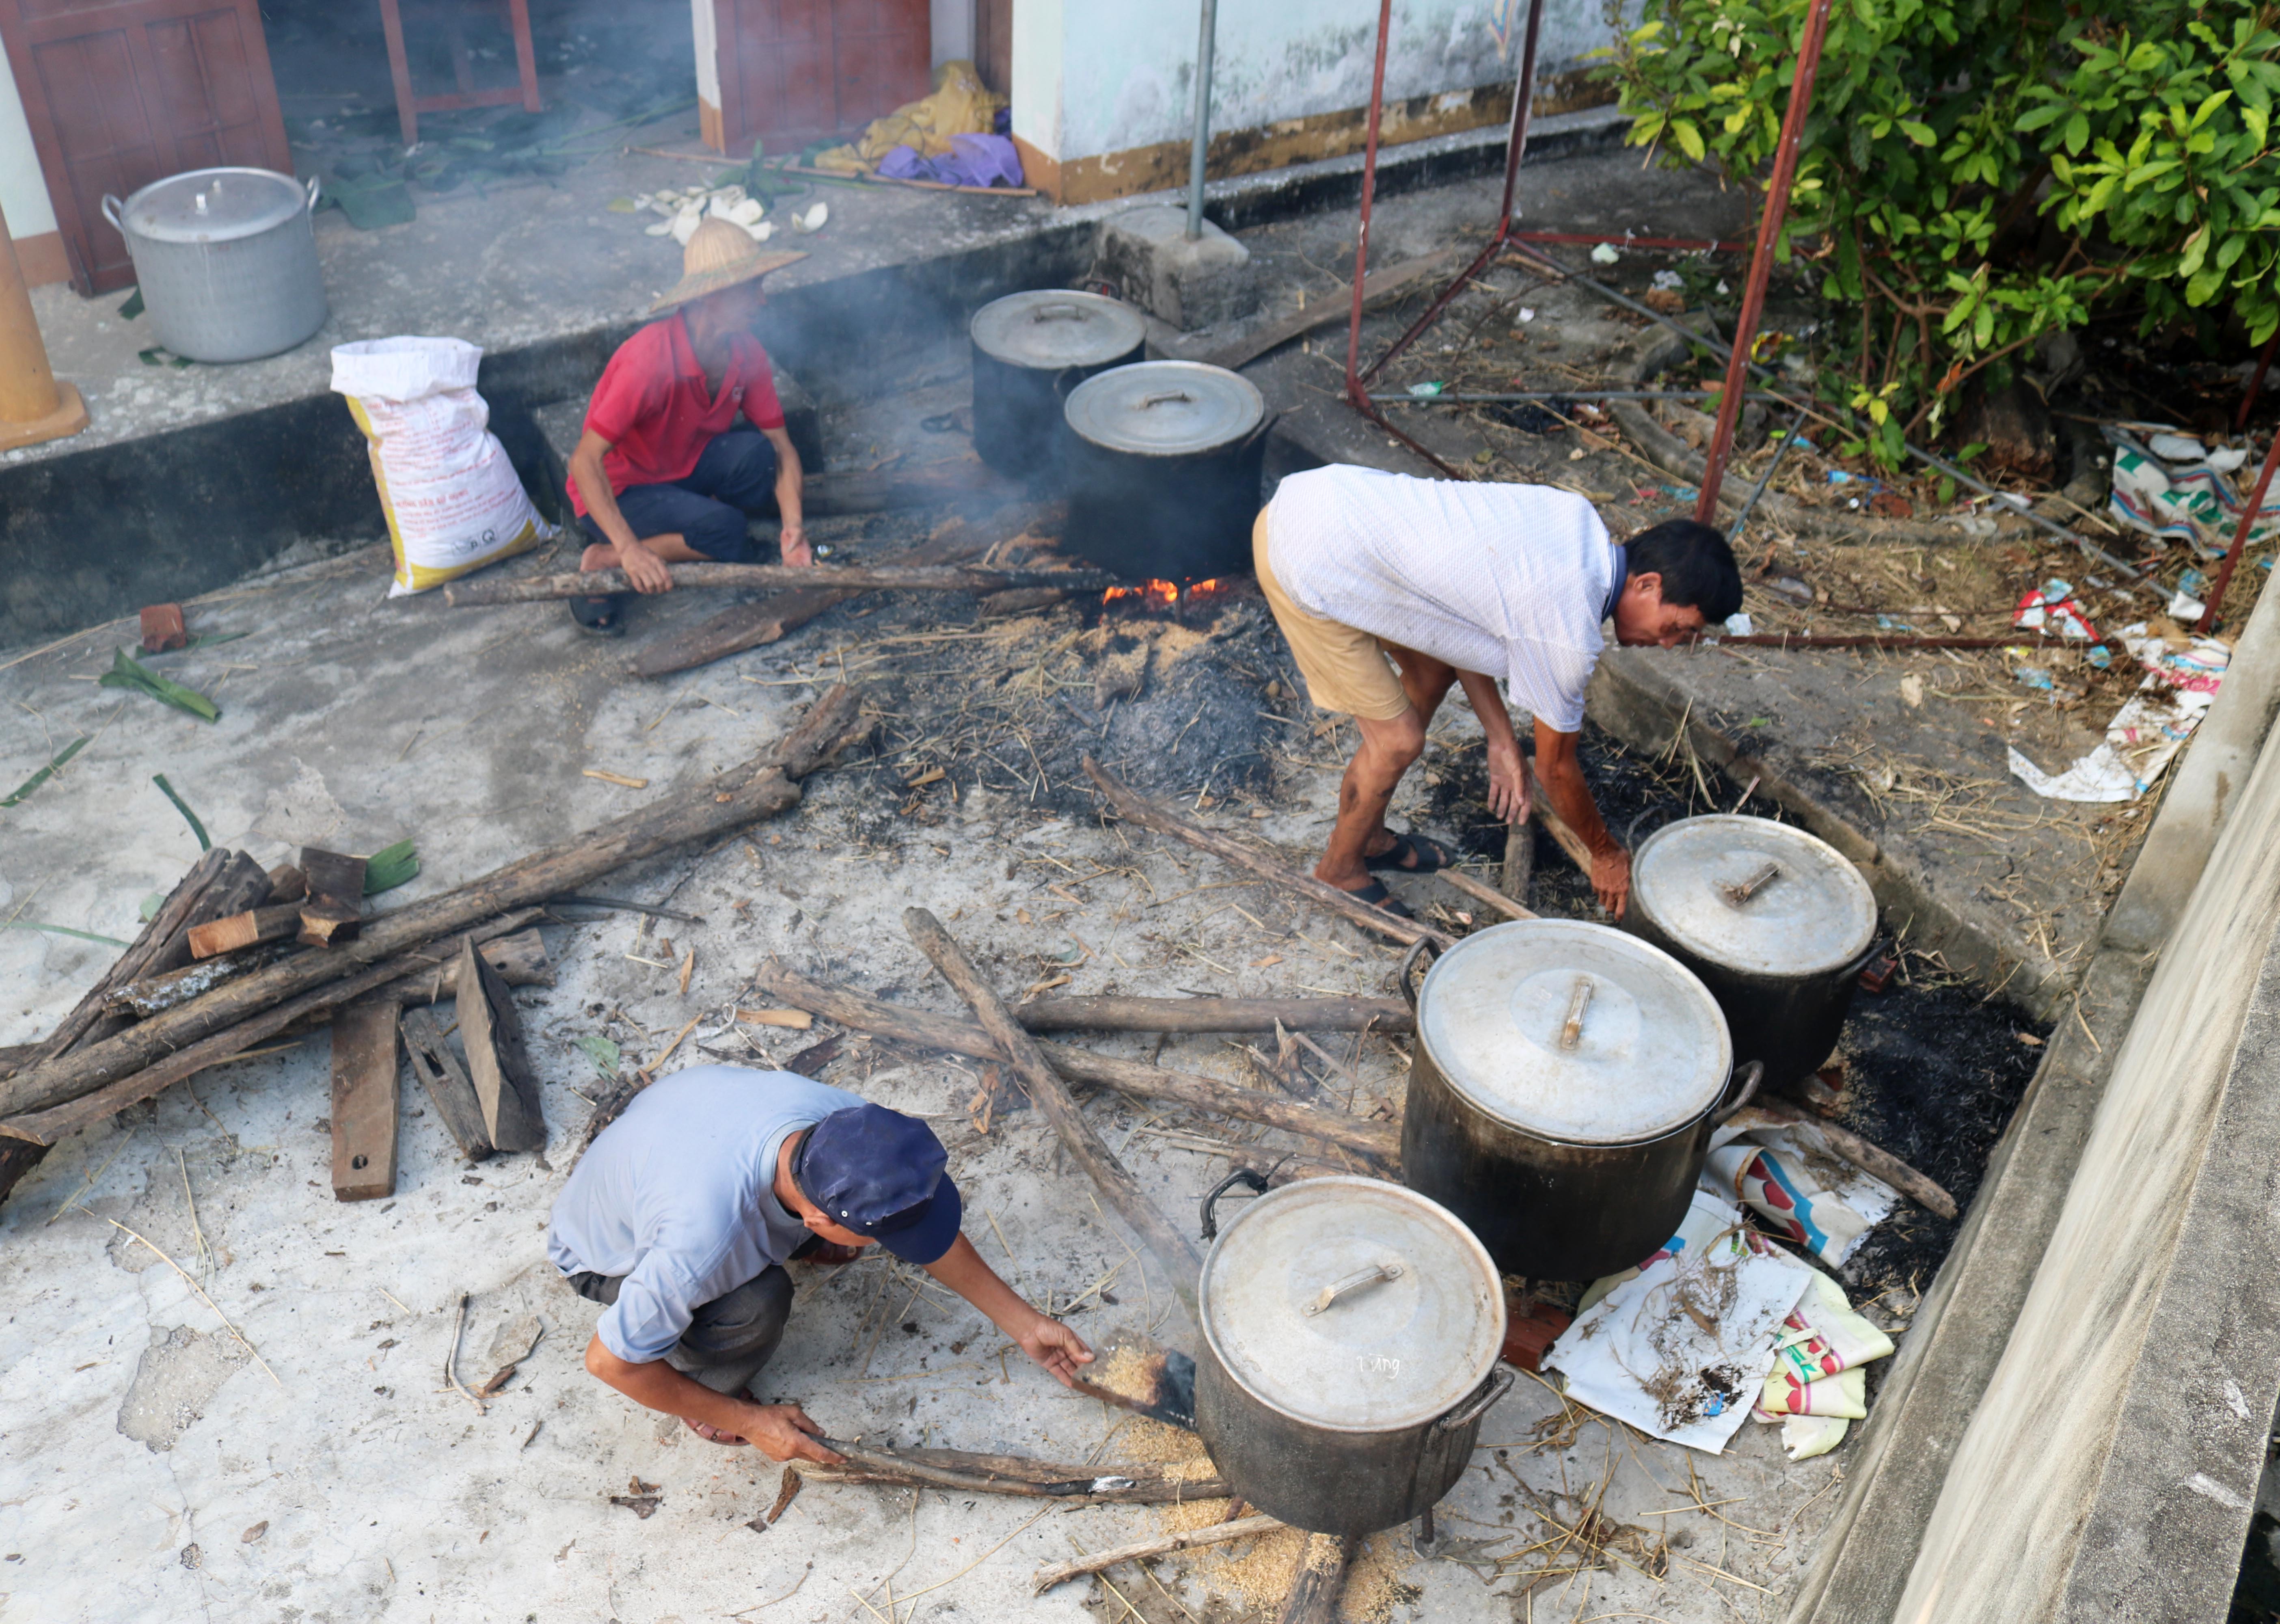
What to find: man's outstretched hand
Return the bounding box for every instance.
[1016,1317,1095,1387]
[779,524,813,568]
[695,1402,844,1463]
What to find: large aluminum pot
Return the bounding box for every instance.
[1399,919,1761,1282]
[1193,1173,1512,1540]
[1624,815,1880,1096]
[969,290,1145,478]
[1062,361,1266,581]
[102,168,327,363]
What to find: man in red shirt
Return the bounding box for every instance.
[566,220,813,633]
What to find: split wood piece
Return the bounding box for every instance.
[458,937,544,1152]
[1439,868,1536,922]
[1525,762,1599,879]
[25,847,232,1067]
[0,911,544,1148]
[627,500,1051,680]
[1082,757,1455,952]
[807,1438,1230,1503]
[444,561,1104,607]
[298,848,368,947]
[266,862,307,903]
[752,962,1399,1163]
[1277,1533,1353,1624]
[330,1000,402,1201]
[107,944,297,1018]
[903,909,1204,1314]
[0,686,862,1124]
[1501,812,1534,905]
[1200,250,1457,371]
[1731,1101,1960,1220]
[188,905,304,961]
[1033,1515,1284,1594]
[400,1005,494,1162]
[1014,994,1410,1036]
[394,929,555,1008]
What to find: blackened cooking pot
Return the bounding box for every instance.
[1623,815,1879,1097]
[1061,361,1266,581]
[1192,1173,1512,1540]
[1398,919,1760,1282]
[969,290,1146,478]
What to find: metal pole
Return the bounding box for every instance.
[1185,0,1220,239]
[1728,417,1808,546]
[1344,0,1397,407]
[2238,332,2279,433]
[1695,0,1834,525]
[2197,429,2280,633]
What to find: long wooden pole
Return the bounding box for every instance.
[445,563,1107,606]
[1033,1515,1284,1593]
[1081,756,1454,950]
[902,910,1204,1313]
[753,961,1400,1162]
[0,687,861,1121]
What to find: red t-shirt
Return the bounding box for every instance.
[567,311,787,516]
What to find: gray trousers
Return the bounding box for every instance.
[568,1266,793,1397]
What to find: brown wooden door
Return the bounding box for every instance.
[974,0,1010,94]
[714,0,931,152]
[0,0,292,294]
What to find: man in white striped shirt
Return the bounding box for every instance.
[1255,464,1741,919]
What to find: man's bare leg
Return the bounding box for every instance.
[1317,706,1427,891]
[579,533,710,572]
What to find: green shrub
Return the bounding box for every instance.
[1601,0,2280,466]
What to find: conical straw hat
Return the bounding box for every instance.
[650,218,806,313]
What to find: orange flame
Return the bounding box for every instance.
[1101,579,1181,609]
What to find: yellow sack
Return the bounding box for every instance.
[814,60,1007,174]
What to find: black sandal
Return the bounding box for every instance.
[1341,879,1414,918]
[569,594,625,637]
[1363,831,1453,874]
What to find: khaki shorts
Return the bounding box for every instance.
[1253,504,1411,721]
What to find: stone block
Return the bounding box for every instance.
[1098,205,1257,332]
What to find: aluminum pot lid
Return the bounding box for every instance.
[121,168,308,244]
[1063,361,1265,457]
[1417,918,1731,1144]
[970,290,1146,371]
[1632,816,1877,978]
[1199,1176,1504,1433]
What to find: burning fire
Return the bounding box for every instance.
[1100,578,1226,611]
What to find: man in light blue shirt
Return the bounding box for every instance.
[548,1066,1091,1462]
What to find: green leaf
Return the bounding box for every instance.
[117,288,144,320]
[2,734,89,808]
[576,1034,622,1082]
[1899,120,1937,146]
[1671,119,1707,162]
[97,648,219,723]
[151,773,210,851]
[362,839,421,895]
[2064,110,2090,153]
[0,920,132,948]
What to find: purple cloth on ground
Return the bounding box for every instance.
[877,134,1023,189]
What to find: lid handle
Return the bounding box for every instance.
[1028,302,1088,322]
[1721,861,1782,907]
[1138,390,1195,408]
[1302,1261,1402,1317]
[1557,975,1595,1052]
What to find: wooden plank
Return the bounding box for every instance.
[329,999,402,1201]
[27,847,231,1065]
[445,560,1097,607]
[266,862,307,903]
[904,908,1202,1313]
[458,937,544,1152]
[1275,1533,1353,1624]
[299,849,367,947]
[146,851,274,980]
[1014,994,1409,1035]
[188,905,303,960]
[106,944,296,1018]
[1199,251,1456,372]
[395,929,554,1008]
[399,1005,493,1162]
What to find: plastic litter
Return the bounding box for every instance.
[2012,579,2101,642]
[2106,425,2280,558]
[2008,621,2231,801]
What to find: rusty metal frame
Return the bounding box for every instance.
[2196,427,2280,633]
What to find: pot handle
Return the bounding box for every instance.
[101,194,125,233]
[1395,936,1439,1015]
[1841,938,1883,983]
[1432,1367,1515,1435]
[304,175,324,213]
[1198,1166,1270,1241]
[1712,1059,1764,1126]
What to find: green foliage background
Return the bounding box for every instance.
[1602,0,2280,465]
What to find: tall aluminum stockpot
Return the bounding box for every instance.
[1061,361,1266,581]
[1398,919,1761,1283]
[1623,815,1880,1096]
[102,168,327,363]
[968,290,1146,478]
[1192,1173,1512,1540]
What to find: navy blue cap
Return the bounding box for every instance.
[794,1105,963,1265]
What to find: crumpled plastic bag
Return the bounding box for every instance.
[813,60,1006,174]
[2012,577,2101,642]
[1702,1122,1900,1268]
[1752,1270,1898,1455]
[878,132,1023,189]
[2106,424,2279,558]
[2008,620,2230,802]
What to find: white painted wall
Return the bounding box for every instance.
[1016,0,1619,165]
[0,32,57,240]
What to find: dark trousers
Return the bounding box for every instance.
[568,1264,793,1397]
[579,427,779,562]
